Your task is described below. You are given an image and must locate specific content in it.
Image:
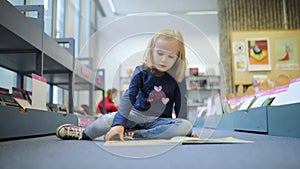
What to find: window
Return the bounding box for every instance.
[25,0,54,37]
[0,67,17,93]
[65,0,81,58]
[55,0,66,38]
[7,0,25,5]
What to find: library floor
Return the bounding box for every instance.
[0,129,299,169]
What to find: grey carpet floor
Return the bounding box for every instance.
[1,129,300,169]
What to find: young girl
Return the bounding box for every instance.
[56,29,194,141]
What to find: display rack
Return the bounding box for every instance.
[186,75,221,106]
[0,1,104,139]
[186,75,220,121]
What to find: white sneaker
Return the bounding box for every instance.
[56,124,84,140]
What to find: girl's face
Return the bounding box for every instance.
[111,92,117,100]
[153,39,179,72]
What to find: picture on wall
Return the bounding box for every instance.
[232,42,246,54]
[234,55,247,72]
[246,38,271,71]
[274,37,299,70]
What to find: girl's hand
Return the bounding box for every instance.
[105,125,125,141]
[191,133,199,138]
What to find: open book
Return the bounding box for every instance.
[104,136,254,146]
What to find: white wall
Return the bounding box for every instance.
[78,13,220,109]
[90,13,219,87]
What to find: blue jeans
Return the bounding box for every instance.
[84,111,193,140]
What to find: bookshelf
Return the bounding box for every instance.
[0,1,104,139]
[186,75,220,106]
[186,75,220,122]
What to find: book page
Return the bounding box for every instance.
[13,97,31,109]
[104,136,254,146]
[250,95,269,108]
[281,78,300,105]
[31,73,48,111]
[238,96,256,110]
[171,136,254,144]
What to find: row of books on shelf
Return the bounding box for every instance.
[0,86,67,113]
[0,73,72,114]
[195,76,300,118]
[188,79,220,90]
[193,94,224,120]
[225,77,300,112]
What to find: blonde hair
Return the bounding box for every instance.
[143,29,186,82]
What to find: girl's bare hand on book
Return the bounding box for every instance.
[105,125,124,141]
[191,133,199,138]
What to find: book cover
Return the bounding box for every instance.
[189,67,199,76]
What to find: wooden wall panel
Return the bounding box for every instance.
[218,0,300,95]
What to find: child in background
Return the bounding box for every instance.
[56,29,195,141]
[96,88,118,114]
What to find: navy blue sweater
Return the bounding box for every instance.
[112,66,187,127]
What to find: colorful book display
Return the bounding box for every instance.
[12,87,32,109]
[227,77,300,113]
[0,87,19,107]
[189,67,199,76]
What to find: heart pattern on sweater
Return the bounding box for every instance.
[161,97,169,105]
[154,86,162,92]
